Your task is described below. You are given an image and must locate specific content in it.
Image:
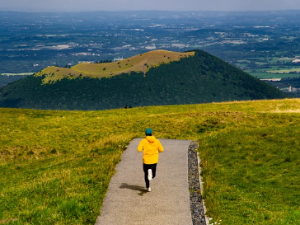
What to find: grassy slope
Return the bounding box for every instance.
[1,99,299,224]
[35,50,194,84]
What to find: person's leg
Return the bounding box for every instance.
[151,163,157,179]
[143,163,157,189]
[143,163,150,188]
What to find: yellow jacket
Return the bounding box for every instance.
[137,136,164,164]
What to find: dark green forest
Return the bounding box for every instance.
[0,75,26,88]
[0,50,288,110]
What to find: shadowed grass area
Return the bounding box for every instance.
[0,99,299,224]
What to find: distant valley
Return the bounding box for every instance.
[1,11,300,94]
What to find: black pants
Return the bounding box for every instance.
[143,163,157,188]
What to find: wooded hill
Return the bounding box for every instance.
[0,50,287,110]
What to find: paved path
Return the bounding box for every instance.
[95,138,193,225]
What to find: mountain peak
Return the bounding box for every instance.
[35,50,195,84]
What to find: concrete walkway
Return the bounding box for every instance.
[95,139,193,225]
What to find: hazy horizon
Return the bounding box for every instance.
[1,0,300,12]
[2,9,300,13]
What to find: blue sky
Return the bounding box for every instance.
[1,0,300,12]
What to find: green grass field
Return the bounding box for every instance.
[267,68,300,74]
[1,99,300,224]
[246,71,300,79]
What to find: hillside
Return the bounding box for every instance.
[0,50,288,110]
[35,50,195,84]
[1,99,299,224]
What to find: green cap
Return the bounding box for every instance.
[145,128,152,135]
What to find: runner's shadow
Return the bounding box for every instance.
[119,183,148,196]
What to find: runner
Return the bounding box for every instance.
[137,128,164,192]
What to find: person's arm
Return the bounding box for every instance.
[137,140,144,152]
[157,140,164,153]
